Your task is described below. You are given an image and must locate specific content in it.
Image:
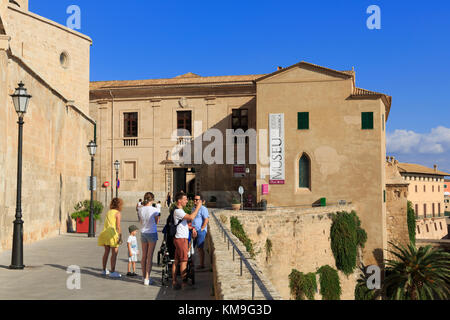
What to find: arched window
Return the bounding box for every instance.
[299,154,311,189]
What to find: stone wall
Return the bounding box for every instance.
[211,205,362,300]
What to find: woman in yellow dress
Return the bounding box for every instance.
[98,198,123,278]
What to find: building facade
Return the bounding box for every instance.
[444,179,450,213]
[397,162,448,218]
[90,61,392,265]
[0,0,94,252]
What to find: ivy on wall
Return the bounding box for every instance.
[330,211,367,275]
[230,217,255,258]
[317,265,342,300]
[407,201,416,246]
[289,269,317,300]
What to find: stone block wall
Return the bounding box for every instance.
[211,205,362,300]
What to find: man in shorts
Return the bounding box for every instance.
[172,192,202,290]
[192,194,209,270]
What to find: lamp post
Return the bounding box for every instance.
[9,82,31,270]
[114,160,120,198]
[87,140,97,238]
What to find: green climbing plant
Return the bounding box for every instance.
[289,269,317,300]
[317,265,341,300]
[265,238,273,262]
[230,217,255,258]
[407,201,416,246]
[330,211,367,275]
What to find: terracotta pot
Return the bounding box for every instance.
[232,204,241,211]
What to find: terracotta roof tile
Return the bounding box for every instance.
[398,163,450,176]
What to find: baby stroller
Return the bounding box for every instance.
[158,215,195,286]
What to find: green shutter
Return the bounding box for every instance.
[362,112,374,130]
[298,112,309,130]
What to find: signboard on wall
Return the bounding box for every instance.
[262,184,269,195]
[269,114,285,185]
[233,165,246,178]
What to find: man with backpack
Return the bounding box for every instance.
[170,192,202,290]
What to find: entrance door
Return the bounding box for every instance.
[173,169,187,195]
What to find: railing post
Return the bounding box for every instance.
[240,258,243,276]
[252,277,255,300]
[233,247,235,261]
[228,238,230,251]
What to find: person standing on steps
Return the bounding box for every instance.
[98,198,123,278]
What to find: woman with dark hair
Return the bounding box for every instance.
[139,192,160,286]
[98,198,123,278]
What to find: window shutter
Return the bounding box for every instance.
[298,112,309,130]
[362,112,374,130]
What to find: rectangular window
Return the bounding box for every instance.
[415,185,418,193]
[426,224,429,233]
[440,222,443,230]
[124,112,138,137]
[438,186,440,192]
[415,204,418,217]
[424,185,426,192]
[424,204,427,216]
[432,186,435,192]
[362,112,374,130]
[434,223,437,231]
[438,203,441,215]
[232,109,249,131]
[177,111,192,136]
[383,190,386,203]
[297,112,309,130]
[417,226,420,234]
[432,203,435,216]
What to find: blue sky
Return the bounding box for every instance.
[30,0,450,172]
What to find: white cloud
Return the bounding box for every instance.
[387,126,450,154]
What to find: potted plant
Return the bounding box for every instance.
[71,200,104,234]
[208,196,217,208]
[231,197,241,211]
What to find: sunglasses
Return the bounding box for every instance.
[194,199,201,201]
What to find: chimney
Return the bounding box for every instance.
[277,66,283,71]
[434,164,437,172]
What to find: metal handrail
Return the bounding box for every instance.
[210,210,274,300]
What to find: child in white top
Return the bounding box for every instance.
[127,225,139,277]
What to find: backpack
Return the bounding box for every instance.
[163,208,183,237]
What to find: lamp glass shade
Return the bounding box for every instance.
[11,82,31,115]
[87,141,97,156]
[114,160,120,171]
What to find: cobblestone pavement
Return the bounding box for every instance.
[0,207,214,300]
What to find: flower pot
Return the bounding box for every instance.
[76,218,96,234]
[232,204,241,211]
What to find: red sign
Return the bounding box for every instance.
[262,184,269,195]
[103,181,110,188]
[269,180,285,185]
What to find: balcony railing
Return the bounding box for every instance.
[124,138,138,147]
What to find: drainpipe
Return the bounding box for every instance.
[109,90,115,200]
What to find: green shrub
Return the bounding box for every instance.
[265,238,273,261]
[317,265,341,300]
[289,269,317,300]
[71,200,103,222]
[330,211,367,275]
[232,197,241,205]
[230,216,254,257]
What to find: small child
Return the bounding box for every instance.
[127,225,140,277]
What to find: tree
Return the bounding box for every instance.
[407,201,416,245]
[384,242,450,300]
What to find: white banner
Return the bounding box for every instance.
[269,114,285,184]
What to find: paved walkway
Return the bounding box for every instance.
[0,207,214,300]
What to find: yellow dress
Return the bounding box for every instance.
[98,209,120,248]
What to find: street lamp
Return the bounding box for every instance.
[9,82,31,270]
[87,140,97,238]
[114,160,120,198]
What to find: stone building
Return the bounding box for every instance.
[0,0,94,252]
[397,162,449,218]
[90,61,394,265]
